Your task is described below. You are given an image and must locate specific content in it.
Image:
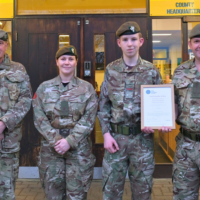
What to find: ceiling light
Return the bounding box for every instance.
[0,22,2,25]
[153,34,172,36]
[153,41,161,43]
[59,42,69,44]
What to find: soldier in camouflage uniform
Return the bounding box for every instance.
[172,24,200,200]
[0,29,32,200]
[33,45,97,200]
[98,22,163,200]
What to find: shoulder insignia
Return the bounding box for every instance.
[33,93,37,99]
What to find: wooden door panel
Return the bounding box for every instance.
[20,33,59,166]
[14,18,80,166]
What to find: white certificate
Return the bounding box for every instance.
[141,84,175,129]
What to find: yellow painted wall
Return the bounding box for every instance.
[17,0,146,15]
[0,0,13,18]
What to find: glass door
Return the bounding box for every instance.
[152,19,182,176]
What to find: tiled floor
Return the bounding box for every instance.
[15,179,175,200]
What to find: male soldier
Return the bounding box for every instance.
[172,24,200,200]
[0,29,32,200]
[98,22,163,200]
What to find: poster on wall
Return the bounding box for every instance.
[150,0,200,16]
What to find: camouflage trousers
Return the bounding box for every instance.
[102,132,155,200]
[173,133,200,200]
[37,138,96,200]
[0,152,19,200]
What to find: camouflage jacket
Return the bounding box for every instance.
[98,57,163,135]
[0,54,32,153]
[172,58,200,132]
[32,76,98,148]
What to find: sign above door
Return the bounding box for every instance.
[0,0,13,18]
[150,0,200,16]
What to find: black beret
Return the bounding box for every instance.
[0,29,8,41]
[189,24,200,39]
[56,45,77,59]
[116,21,141,37]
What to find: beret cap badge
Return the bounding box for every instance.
[70,47,75,54]
[116,21,140,37]
[129,26,135,32]
[56,45,77,59]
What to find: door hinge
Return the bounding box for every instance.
[77,21,80,25]
[85,20,89,25]
[15,32,18,42]
[146,30,148,40]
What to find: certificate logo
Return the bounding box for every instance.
[146,90,157,94]
[146,90,150,94]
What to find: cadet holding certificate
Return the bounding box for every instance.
[98,21,171,200]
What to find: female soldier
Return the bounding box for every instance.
[32,45,98,200]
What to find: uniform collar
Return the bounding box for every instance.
[52,75,79,91]
[190,58,200,78]
[113,57,143,73]
[0,54,11,70]
[121,57,146,73]
[188,58,199,76]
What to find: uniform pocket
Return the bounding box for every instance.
[176,79,191,109]
[12,153,19,181]
[191,82,200,98]
[133,83,141,115]
[69,98,88,122]
[0,159,12,189]
[102,158,113,191]
[0,175,11,189]
[125,85,134,99]
[37,155,48,188]
[175,132,183,148]
[172,167,189,189]
[43,97,58,118]
[7,83,20,101]
[142,133,154,152]
[80,154,96,192]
